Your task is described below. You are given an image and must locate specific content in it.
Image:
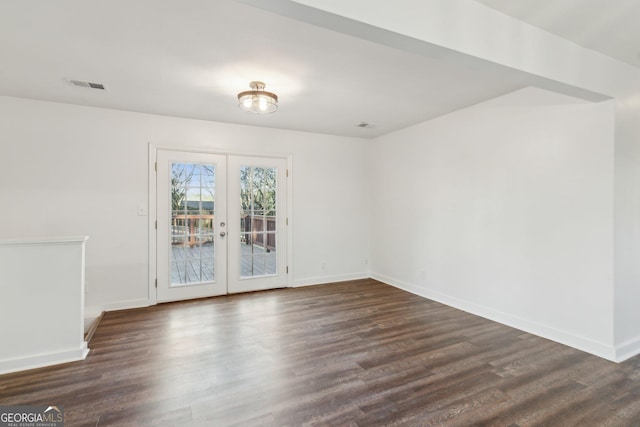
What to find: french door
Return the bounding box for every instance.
[156,150,287,303]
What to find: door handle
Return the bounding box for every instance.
[220,231,226,237]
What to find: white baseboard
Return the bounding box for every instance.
[85,298,150,331]
[291,273,369,288]
[615,335,640,362]
[371,273,619,363]
[0,342,89,375]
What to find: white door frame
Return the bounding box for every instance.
[147,144,294,305]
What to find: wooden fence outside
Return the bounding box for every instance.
[241,215,276,251]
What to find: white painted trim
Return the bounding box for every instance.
[85,297,150,331]
[615,335,640,362]
[291,273,369,287]
[0,236,89,246]
[101,298,151,312]
[148,143,158,305]
[371,272,618,362]
[149,144,293,160]
[286,155,294,288]
[85,298,150,319]
[0,343,89,375]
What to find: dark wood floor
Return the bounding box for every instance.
[2,279,640,426]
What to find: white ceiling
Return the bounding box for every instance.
[0,1,636,138]
[472,0,640,69]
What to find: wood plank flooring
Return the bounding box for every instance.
[2,279,640,426]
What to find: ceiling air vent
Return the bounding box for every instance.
[68,79,107,90]
[357,122,375,129]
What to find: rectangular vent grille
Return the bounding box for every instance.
[69,79,106,90]
[357,122,375,128]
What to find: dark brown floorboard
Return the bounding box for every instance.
[1,279,640,426]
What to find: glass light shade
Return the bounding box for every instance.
[237,82,278,114]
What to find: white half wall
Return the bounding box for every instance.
[0,236,89,374]
[0,96,371,320]
[370,87,617,360]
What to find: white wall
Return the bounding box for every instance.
[0,96,371,319]
[289,0,640,362]
[0,89,629,362]
[370,87,617,359]
[613,99,640,358]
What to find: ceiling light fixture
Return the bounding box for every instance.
[237,81,278,114]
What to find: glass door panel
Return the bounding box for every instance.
[239,166,278,278]
[228,156,287,293]
[170,162,216,286]
[156,150,227,303]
